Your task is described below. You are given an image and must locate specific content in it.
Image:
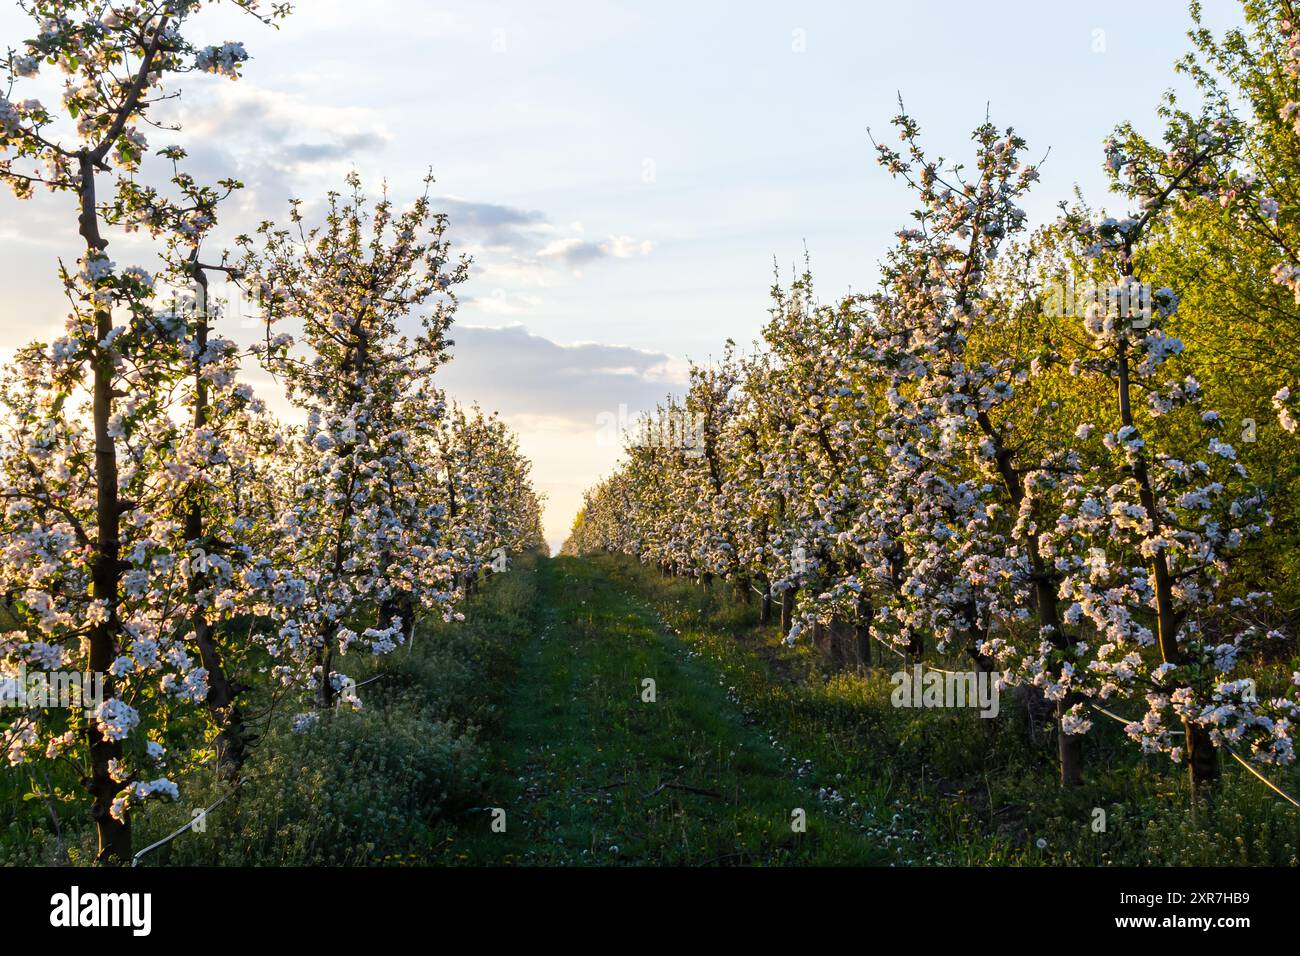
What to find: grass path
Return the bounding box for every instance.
[446,556,886,865]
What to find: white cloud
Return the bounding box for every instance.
[436,324,687,551]
[463,290,546,316]
[439,323,685,423]
[537,233,654,269]
[169,84,393,208]
[603,235,655,258]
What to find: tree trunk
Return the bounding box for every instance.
[1034,571,1082,787]
[1019,683,1054,740]
[318,642,335,709]
[186,265,247,776]
[780,587,794,635]
[80,154,130,864]
[1058,697,1084,787]
[758,580,772,625]
[855,595,873,670]
[980,405,1084,789]
[379,591,417,645]
[1186,723,1219,787]
[401,592,417,645]
[192,610,247,772]
[1116,322,1217,789]
[905,632,923,667]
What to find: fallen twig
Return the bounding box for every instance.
[643,779,722,799]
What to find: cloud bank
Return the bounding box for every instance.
[436,325,688,552]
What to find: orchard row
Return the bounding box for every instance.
[0,1,544,863]
[569,2,1300,796]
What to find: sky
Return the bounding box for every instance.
[0,0,1243,552]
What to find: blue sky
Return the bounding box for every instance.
[0,0,1242,549]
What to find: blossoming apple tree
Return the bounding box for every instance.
[248,173,469,709]
[0,0,285,863]
[570,104,1299,792]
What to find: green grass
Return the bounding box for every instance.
[436,555,889,864]
[9,552,1297,866]
[4,556,542,866]
[595,554,1300,866]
